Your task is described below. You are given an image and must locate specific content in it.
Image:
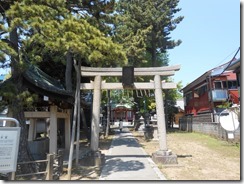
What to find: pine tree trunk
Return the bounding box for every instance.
[10,86,35,170]
[65,51,73,91]
[151,31,157,67]
[80,108,89,140]
[9,27,35,176]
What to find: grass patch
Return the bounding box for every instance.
[168,130,240,157]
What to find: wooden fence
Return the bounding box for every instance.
[11,150,64,180]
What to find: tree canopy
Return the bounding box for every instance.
[0,0,184,168]
[4,0,127,67]
[0,0,128,168]
[113,0,183,67]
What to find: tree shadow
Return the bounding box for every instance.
[109,137,141,148]
[100,158,145,177]
[177,154,192,158]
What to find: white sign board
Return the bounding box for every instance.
[0,127,21,173]
[219,109,239,132]
[227,132,234,139]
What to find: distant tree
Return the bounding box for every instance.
[111,0,183,116]
[114,0,183,67]
[65,0,117,90]
[163,79,183,127]
[67,0,116,33]
[112,1,151,66]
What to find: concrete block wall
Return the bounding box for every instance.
[192,114,213,122]
[192,122,218,135]
[179,115,240,142]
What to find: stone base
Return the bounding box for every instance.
[80,150,105,167]
[152,150,178,164]
[143,126,154,140]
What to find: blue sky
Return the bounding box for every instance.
[0,0,240,85]
[168,0,240,88]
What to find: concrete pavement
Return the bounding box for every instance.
[99,125,166,180]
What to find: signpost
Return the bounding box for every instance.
[0,117,21,178]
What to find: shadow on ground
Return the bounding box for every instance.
[100,158,145,177]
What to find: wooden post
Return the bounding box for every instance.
[67,79,79,179]
[91,75,102,152]
[50,106,58,154]
[46,154,54,180]
[75,60,81,165]
[58,150,64,174]
[67,60,82,179]
[64,110,71,151]
[28,118,36,141]
[10,172,15,180]
[154,75,168,151]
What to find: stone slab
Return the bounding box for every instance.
[79,150,105,167]
[152,151,178,165]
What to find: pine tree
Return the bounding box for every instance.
[6,0,126,66]
[67,0,116,33]
[0,0,37,175]
[64,1,118,91]
[111,0,183,117]
[114,0,183,67]
[0,0,127,175]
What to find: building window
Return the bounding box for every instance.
[222,81,227,89]
[214,80,237,90]
[185,91,192,105]
[198,85,207,96]
[194,85,207,97]
[214,81,222,89]
[228,81,237,89]
[194,89,199,98]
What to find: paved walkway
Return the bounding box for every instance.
[99,126,166,180]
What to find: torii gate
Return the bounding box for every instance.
[80,65,180,164]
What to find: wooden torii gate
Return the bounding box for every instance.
[80,65,180,163]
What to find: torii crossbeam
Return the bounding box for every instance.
[80,65,180,164]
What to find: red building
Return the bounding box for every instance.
[182,58,240,118]
[111,104,135,122]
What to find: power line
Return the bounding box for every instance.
[215,47,240,76]
[215,47,240,67]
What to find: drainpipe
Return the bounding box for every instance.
[207,75,215,122]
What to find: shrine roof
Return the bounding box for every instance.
[23,65,73,97]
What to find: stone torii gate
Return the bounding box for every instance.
[80,65,180,164]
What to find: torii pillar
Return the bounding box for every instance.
[91,75,102,152]
[80,65,180,165]
[89,75,103,166]
[152,75,177,164]
[154,75,167,151]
